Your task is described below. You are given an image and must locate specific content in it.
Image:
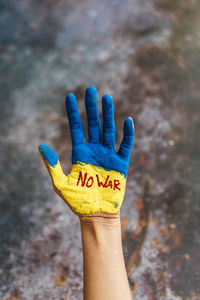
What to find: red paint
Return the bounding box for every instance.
[96,175,104,187]
[77,171,87,186]
[106,180,113,189]
[104,175,110,187]
[114,180,121,191]
[76,171,121,191]
[86,176,94,187]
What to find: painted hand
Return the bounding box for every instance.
[39,86,134,218]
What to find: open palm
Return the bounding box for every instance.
[39,86,134,218]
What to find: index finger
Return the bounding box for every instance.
[66,93,85,146]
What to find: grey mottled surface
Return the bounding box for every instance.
[0,0,200,299]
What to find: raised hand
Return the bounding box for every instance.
[39,86,134,218]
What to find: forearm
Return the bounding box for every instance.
[80,216,132,300]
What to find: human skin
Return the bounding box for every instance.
[39,86,134,300]
[81,217,132,300]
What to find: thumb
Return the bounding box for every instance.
[39,144,67,191]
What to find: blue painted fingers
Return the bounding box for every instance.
[118,117,134,161]
[39,144,58,167]
[66,93,85,146]
[85,86,101,143]
[102,94,115,150]
[65,87,134,168]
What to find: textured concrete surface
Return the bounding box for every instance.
[0,0,200,299]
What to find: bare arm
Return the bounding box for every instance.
[81,216,132,300]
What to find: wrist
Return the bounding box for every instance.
[80,215,122,251]
[80,214,121,230]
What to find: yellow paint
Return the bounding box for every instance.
[48,161,126,216]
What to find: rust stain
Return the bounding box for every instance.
[5,289,26,300]
[183,253,190,261]
[123,181,151,290]
[54,274,68,288]
[169,223,176,229]
[121,216,128,229]
[138,155,146,166]
[133,198,144,212]
[171,231,181,247]
[156,270,167,297]
[157,225,169,236]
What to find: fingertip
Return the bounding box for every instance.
[127,117,134,127]
[85,86,97,108]
[124,117,134,136]
[66,93,76,101]
[102,94,113,111]
[39,143,47,152]
[102,94,113,102]
[65,93,77,112]
[86,86,97,97]
[39,144,58,167]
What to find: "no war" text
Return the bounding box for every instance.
[76,171,121,191]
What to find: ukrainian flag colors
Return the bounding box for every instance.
[46,160,126,215]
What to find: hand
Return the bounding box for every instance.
[39,86,134,219]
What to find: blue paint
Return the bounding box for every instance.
[39,144,58,167]
[102,94,115,149]
[118,117,134,160]
[66,93,85,146]
[39,87,134,176]
[65,86,134,177]
[85,86,101,143]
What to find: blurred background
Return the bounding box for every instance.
[0,0,200,299]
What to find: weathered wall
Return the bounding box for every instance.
[0,0,199,299]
